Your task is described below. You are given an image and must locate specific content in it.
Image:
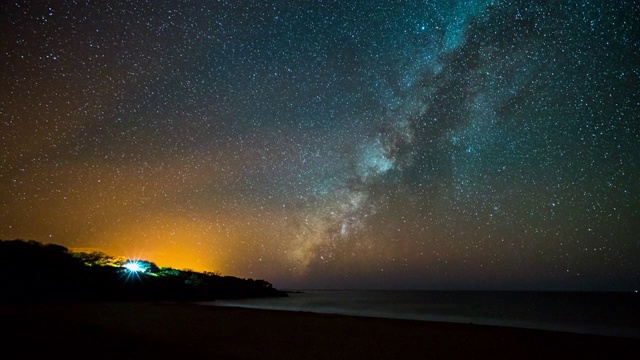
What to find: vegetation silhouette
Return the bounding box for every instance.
[0,239,286,303]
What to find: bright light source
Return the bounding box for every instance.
[123,262,144,272]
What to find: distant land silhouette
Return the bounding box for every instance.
[0,239,287,302]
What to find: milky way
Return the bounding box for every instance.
[2,1,639,290]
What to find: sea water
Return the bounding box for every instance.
[202,291,640,338]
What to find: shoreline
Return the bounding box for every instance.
[209,302,640,339]
[208,290,640,339]
[2,301,638,359]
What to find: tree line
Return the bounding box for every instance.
[0,239,286,302]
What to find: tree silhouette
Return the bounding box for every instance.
[0,239,287,303]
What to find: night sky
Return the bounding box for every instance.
[2,1,639,290]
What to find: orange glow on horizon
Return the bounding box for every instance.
[87,215,227,274]
[70,245,217,273]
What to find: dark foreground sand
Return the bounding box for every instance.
[1,302,637,359]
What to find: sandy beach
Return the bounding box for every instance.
[1,301,637,359]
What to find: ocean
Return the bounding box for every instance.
[201,290,640,338]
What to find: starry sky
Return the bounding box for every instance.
[2,0,639,290]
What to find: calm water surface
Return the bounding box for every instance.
[201,291,640,338]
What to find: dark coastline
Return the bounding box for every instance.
[0,239,288,303]
[1,302,638,359]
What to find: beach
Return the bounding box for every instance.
[1,302,637,359]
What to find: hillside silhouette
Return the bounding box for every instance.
[0,239,286,302]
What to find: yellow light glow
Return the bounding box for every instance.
[93,215,225,273]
